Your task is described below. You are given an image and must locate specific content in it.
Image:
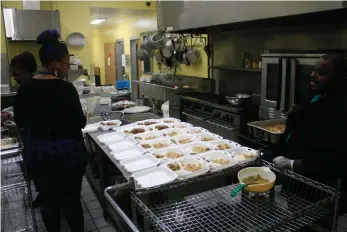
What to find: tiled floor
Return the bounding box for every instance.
[31,176,117,232]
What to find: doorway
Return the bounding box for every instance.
[115,39,125,80]
[130,37,139,100]
[104,42,116,85]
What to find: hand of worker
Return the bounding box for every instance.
[272,156,294,171]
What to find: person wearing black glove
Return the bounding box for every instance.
[271,54,347,230]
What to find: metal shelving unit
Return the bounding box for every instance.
[209,65,262,73]
[1,150,37,232]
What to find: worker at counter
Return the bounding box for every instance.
[10,52,42,208]
[14,30,86,232]
[271,54,347,229]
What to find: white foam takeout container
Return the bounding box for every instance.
[120,155,160,173]
[158,118,181,124]
[107,137,138,152]
[97,131,126,144]
[131,166,178,189]
[182,142,214,156]
[170,134,197,145]
[139,138,173,151]
[147,123,173,131]
[151,147,188,163]
[121,126,148,136]
[196,133,223,142]
[110,145,146,161]
[198,150,239,171]
[231,147,260,164]
[82,122,100,133]
[132,131,164,141]
[171,122,193,129]
[163,156,210,180]
[161,128,185,138]
[184,127,209,135]
[100,120,122,131]
[209,139,241,152]
[135,119,160,126]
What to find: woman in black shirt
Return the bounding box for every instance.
[14,30,86,232]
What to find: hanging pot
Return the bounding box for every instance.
[152,33,168,49]
[161,39,175,59]
[186,48,200,64]
[144,34,157,51]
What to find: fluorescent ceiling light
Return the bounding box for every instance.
[91,18,105,25]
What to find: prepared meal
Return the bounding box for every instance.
[161,128,184,137]
[210,140,241,151]
[232,147,259,163]
[140,138,172,151]
[159,118,181,124]
[171,135,196,145]
[148,123,171,131]
[184,127,209,134]
[1,138,19,150]
[100,120,122,131]
[264,123,286,133]
[101,121,119,126]
[167,163,181,171]
[122,126,147,135]
[199,150,239,171]
[163,156,210,179]
[152,147,186,161]
[197,133,222,142]
[133,131,163,141]
[242,174,269,185]
[172,122,193,129]
[183,142,213,155]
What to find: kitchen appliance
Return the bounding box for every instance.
[260,49,347,119]
[3,9,60,41]
[180,93,257,142]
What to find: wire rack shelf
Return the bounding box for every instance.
[133,161,339,232]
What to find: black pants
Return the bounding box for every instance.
[26,138,87,232]
[37,172,84,232]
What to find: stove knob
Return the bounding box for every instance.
[226,115,233,121]
[215,112,221,118]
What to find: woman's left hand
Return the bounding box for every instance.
[273,156,294,171]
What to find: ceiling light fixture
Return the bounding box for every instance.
[91,18,106,25]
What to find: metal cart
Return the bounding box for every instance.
[1,147,37,232]
[105,159,340,232]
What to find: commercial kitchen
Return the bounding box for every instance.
[1,1,347,232]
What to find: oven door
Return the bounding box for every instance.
[287,55,323,111]
[261,56,287,110]
[206,119,240,142]
[181,112,209,130]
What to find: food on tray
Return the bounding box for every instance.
[141,144,151,149]
[239,153,255,160]
[155,154,165,159]
[201,137,215,141]
[137,122,144,125]
[193,129,202,134]
[134,136,142,140]
[155,125,169,130]
[178,138,192,144]
[144,121,157,126]
[191,146,210,155]
[101,121,118,126]
[168,131,179,137]
[216,143,231,150]
[264,124,286,133]
[211,158,230,165]
[176,124,188,128]
[144,136,156,140]
[153,143,168,149]
[164,120,176,123]
[182,163,201,172]
[167,163,181,171]
[242,175,269,185]
[166,152,183,159]
[124,128,146,135]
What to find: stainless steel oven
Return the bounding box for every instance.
[206,119,239,142]
[260,50,334,119]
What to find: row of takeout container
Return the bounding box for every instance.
[96,118,260,189]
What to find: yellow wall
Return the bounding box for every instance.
[0,4,7,54]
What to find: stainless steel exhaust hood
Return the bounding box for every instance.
[3,8,60,41]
